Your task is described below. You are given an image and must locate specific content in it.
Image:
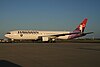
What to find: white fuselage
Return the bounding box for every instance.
[5,30,71,40]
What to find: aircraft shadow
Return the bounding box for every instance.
[0,60,22,67]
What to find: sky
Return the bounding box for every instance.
[0,0,100,38]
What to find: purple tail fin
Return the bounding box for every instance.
[73,18,88,33]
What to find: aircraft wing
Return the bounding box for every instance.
[81,32,94,36]
[49,32,80,37]
[83,32,93,34]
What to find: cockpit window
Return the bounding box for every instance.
[6,32,11,34]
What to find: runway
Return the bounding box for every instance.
[0,43,100,67]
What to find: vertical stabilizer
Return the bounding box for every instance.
[74,18,88,33]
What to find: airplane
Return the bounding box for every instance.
[5,18,93,42]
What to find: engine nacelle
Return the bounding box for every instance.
[42,37,49,41]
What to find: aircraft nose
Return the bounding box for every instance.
[5,34,9,38]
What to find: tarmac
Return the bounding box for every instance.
[0,43,100,67]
